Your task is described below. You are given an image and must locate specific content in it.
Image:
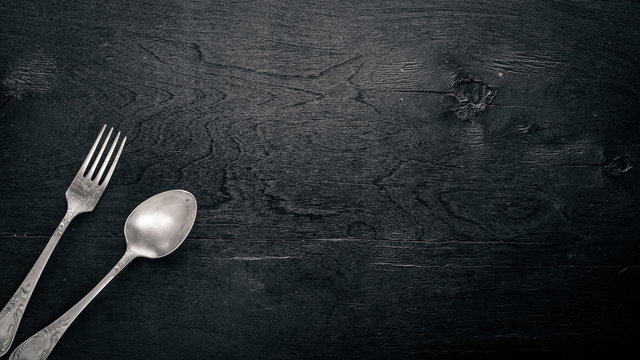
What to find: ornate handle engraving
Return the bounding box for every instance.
[9,252,136,360]
[8,316,71,360]
[0,210,76,357]
[0,283,31,354]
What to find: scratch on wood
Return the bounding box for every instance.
[373,262,425,268]
[228,256,298,261]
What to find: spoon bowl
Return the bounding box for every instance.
[125,190,197,258]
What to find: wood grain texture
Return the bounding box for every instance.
[1,0,639,358]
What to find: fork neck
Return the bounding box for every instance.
[55,209,79,236]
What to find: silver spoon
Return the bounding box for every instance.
[9,190,197,360]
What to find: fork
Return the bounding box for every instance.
[0,125,126,356]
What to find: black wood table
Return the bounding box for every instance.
[1,1,639,358]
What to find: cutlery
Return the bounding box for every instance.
[9,190,197,360]
[0,125,126,356]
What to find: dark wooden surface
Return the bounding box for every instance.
[1,0,639,358]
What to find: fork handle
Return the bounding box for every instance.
[0,209,77,356]
[9,251,136,360]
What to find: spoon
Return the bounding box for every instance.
[9,190,197,360]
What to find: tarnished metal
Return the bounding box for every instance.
[10,190,196,360]
[0,125,126,357]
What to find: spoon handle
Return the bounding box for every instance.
[0,210,76,357]
[9,252,136,360]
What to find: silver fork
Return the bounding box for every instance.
[0,125,126,356]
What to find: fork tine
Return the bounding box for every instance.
[86,127,113,179]
[79,124,106,174]
[95,131,120,184]
[100,136,126,186]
